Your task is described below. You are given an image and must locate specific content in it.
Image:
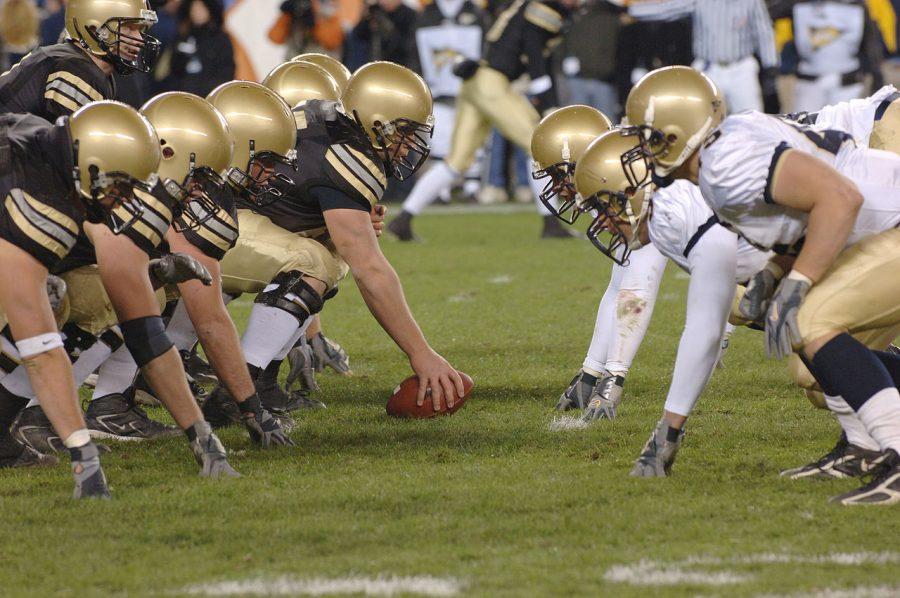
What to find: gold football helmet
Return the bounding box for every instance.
[206,81,297,206]
[623,66,725,186]
[68,100,161,233]
[531,105,613,224]
[291,53,352,93]
[263,61,341,108]
[574,130,651,265]
[342,61,435,180]
[66,0,160,74]
[140,92,233,231]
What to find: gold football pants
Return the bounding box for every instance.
[220,210,348,295]
[445,67,541,173]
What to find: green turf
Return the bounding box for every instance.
[1,209,896,597]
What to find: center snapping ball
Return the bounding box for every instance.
[386,371,474,418]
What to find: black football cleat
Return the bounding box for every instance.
[201,385,243,429]
[387,210,418,242]
[831,450,900,506]
[181,347,218,384]
[85,393,180,441]
[0,432,58,468]
[780,434,886,480]
[12,405,64,454]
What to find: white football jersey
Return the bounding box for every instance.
[793,1,865,77]
[810,85,900,146]
[698,111,900,254]
[648,180,771,282]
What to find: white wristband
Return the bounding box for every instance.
[16,332,63,359]
[786,270,813,285]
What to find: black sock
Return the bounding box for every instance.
[247,364,262,380]
[811,334,895,411]
[874,350,900,388]
[0,390,28,432]
[257,360,282,387]
[580,372,597,386]
[666,426,682,442]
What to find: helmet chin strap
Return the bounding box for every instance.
[623,193,651,251]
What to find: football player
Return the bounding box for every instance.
[529,105,670,419]
[68,92,293,448]
[205,62,464,423]
[623,66,900,505]
[0,0,159,118]
[0,102,159,497]
[573,130,773,476]
[388,0,582,241]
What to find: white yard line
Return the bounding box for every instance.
[757,586,900,598]
[178,575,462,597]
[604,552,900,587]
[548,416,590,431]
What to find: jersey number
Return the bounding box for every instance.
[786,122,852,155]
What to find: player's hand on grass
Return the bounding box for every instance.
[765,274,811,360]
[371,205,387,237]
[150,253,212,286]
[243,408,295,448]
[411,350,465,411]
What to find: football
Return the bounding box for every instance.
[386,371,474,418]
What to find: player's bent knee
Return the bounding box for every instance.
[255,271,324,324]
[788,354,827,409]
[120,316,174,367]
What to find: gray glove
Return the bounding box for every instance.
[738,264,781,324]
[187,421,241,478]
[150,253,212,286]
[243,408,295,448]
[581,376,624,422]
[764,275,811,360]
[629,419,684,478]
[46,274,67,315]
[286,338,320,392]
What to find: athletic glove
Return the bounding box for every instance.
[581,376,624,422]
[186,421,241,478]
[452,58,480,80]
[149,253,212,286]
[738,261,783,324]
[764,272,811,360]
[243,408,295,448]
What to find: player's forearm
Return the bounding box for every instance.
[353,259,431,359]
[180,282,256,402]
[793,193,861,282]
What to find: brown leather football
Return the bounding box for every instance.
[386,371,474,418]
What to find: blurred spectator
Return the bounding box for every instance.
[0,0,40,70]
[269,0,358,57]
[38,0,65,46]
[159,0,235,97]
[347,0,417,69]
[630,0,780,113]
[786,0,886,112]
[561,0,625,118]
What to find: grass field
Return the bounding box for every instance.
[1,207,898,597]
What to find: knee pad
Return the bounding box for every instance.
[120,316,174,367]
[255,272,324,324]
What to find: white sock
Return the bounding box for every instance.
[274,318,313,361]
[166,299,198,351]
[92,344,139,400]
[583,263,624,373]
[241,304,302,369]
[604,245,666,374]
[71,339,113,389]
[402,162,458,215]
[2,366,36,400]
[825,394,880,451]
[856,387,900,454]
[528,173,551,215]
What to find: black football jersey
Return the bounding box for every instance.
[0,113,81,269]
[238,100,387,235]
[52,180,176,274]
[180,185,239,261]
[0,42,116,120]
[484,0,568,102]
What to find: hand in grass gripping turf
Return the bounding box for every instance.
[243,408,294,448]
[630,420,683,478]
[581,376,623,421]
[150,253,212,286]
[411,350,464,412]
[187,421,241,477]
[765,274,810,360]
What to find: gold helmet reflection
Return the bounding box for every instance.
[291,52,352,93]
[341,61,435,180]
[574,130,651,265]
[624,66,725,182]
[68,100,161,232]
[263,61,341,108]
[530,105,613,223]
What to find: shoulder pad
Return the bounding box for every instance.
[324,142,387,206]
[524,1,564,33]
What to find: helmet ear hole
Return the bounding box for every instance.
[162,146,175,159]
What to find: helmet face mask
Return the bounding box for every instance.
[619,124,668,189]
[76,158,153,234]
[533,161,579,224]
[367,114,434,181]
[165,161,228,233]
[72,11,160,74]
[226,143,298,207]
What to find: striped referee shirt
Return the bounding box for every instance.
[629,0,779,68]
